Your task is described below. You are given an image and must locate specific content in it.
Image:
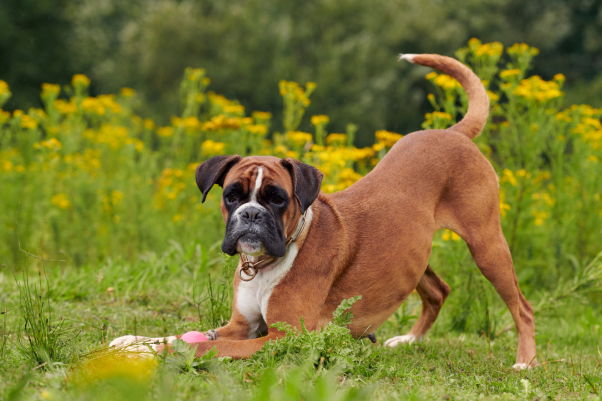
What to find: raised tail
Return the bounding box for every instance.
[400,53,489,140]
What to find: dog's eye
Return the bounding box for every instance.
[225,193,238,204]
[271,195,285,206]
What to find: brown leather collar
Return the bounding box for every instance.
[238,212,307,282]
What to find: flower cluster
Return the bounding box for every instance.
[2,39,601,264]
[511,76,564,103]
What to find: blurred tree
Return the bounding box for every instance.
[0,0,75,110]
[2,0,602,145]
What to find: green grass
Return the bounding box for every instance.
[0,240,600,400]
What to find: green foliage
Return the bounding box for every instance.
[252,296,377,375]
[162,339,228,374]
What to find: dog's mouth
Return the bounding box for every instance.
[235,233,266,256]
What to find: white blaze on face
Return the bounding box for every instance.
[250,167,263,202]
[234,166,268,256]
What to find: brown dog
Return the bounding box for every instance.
[110,54,537,369]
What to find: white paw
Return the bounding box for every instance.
[512,363,530,370]
[384,334,416,347]
[109,335,147,348]
[109,335,176,352]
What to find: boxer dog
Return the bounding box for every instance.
[111,54,537,369]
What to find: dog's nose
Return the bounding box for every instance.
[241,207,262,223]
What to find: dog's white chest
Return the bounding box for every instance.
[235,242,299,338]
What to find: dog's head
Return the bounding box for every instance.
[196,155,323,257]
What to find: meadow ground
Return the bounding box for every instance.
[0,241,600,400]
[1,39,601,400]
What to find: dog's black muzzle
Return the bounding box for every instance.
[221,205,286,257]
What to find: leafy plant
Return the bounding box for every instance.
[251,296,377,376]
[161,339,230,374]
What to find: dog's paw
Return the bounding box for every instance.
[109,335,147,348]
[512,363,531,371]
[205,329,218,341]
[109,335,176,352]
[384,334,416,347]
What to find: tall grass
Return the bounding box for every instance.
[14,251,76,367]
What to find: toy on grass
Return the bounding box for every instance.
[180,331,208,343]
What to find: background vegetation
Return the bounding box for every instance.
[0,3,601,398]
[3,0,602,145]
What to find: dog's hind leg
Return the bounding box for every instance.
[463,226,537,369]
[384,264,450,347]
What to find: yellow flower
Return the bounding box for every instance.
[375,130,403,147]
[201,140,226,156]
[588,155,599,162]
[3,160,13,171]
[513,76,563,103]
[188,68,204,81]
[224,105,245,115]
[41,390,52,399]
[432,74,459,90]
[73,353,157,388]
[441,229,461,242]
[507,43,539,56]
[202,114,242,131]
[252,111,272,120]
[247,124,268,135]
[553,74,565,82]
[34,138,62,150]
[475,41,503,57]
[311,115,330,126]
[500,69,521,79]
[111,190,124,205]
[120,87,137,97]
[41,83,61,97]
[468,38,482,49]
[20,115,38,129]
[173,214,182,222]
[71,74,91,87]
[82,97,106,115]
[183,116,201,130]
[486,91,499,101]
[144,119,155,130]
[326,133,347,145]
[54,99,77,114]
[425,72,438,81]
[51,193,71,210]
[532,210,549,226]
[286,131,313,146]
[499,201,511,217]
[0,80,10,96]
[0,109,10,124]
[274,145,288,155]
[501,169,517,186]
[157,127,174,137]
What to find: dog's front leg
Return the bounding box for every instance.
[154,329,285,359]
[109,306,252,352]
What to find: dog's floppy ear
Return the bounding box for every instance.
[196,155,242,202]
[281,158,323,214]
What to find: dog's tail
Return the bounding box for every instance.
[400,53,489,140]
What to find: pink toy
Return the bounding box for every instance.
[180,331,208,343]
